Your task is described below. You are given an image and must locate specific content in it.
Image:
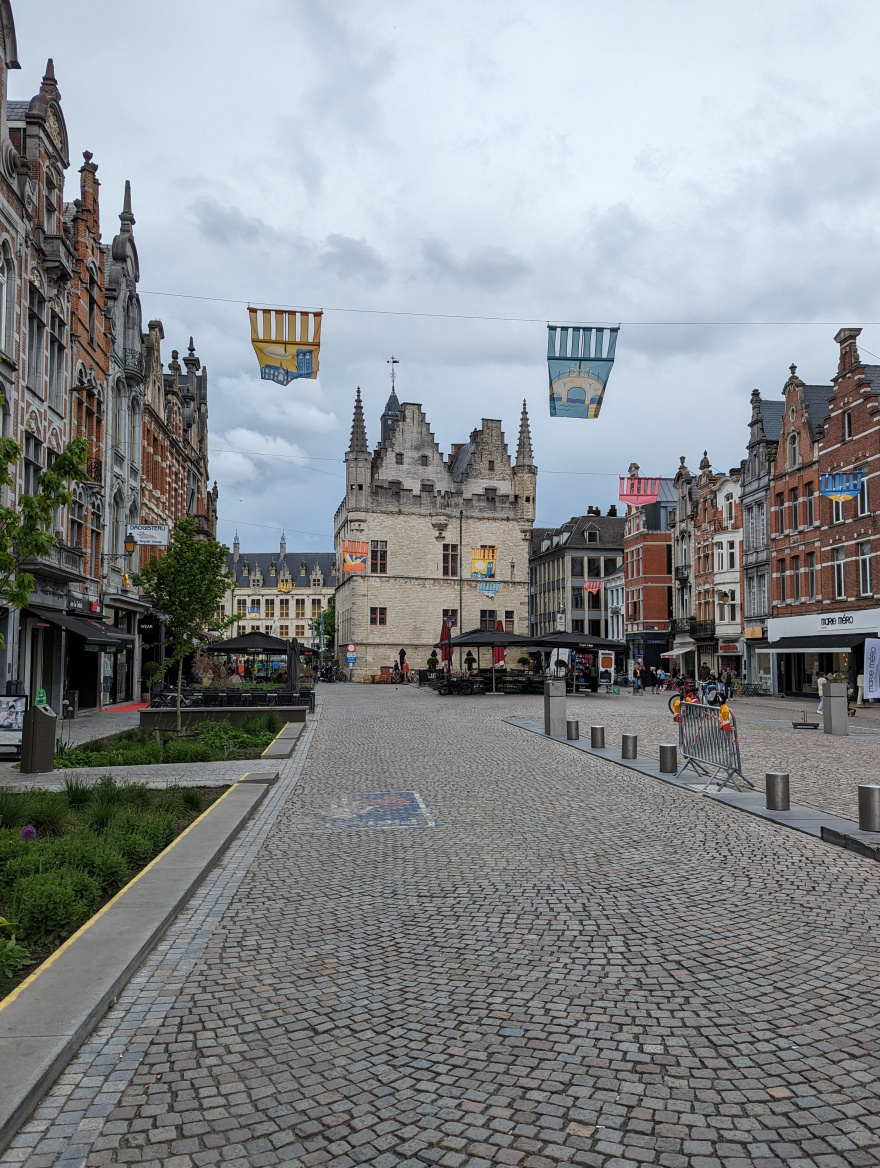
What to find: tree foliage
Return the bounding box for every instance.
[133,517,234,731]
[308,594,335,654]
[0,400,88,648]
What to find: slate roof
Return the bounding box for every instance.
[227,550,337,589]
[530,514,625,558]
[759,398,785,442]
[801,384,832,440]
[7,101,29,122]
[449,440,474,481]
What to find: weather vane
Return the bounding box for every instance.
[387,354,399,391]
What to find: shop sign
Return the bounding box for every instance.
[719,643,741,654]
[744,626,765,639]
[126,524,170,546]
[819,612,856,629]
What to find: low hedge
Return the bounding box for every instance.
[0,778,226,995]
[53,712,282,769]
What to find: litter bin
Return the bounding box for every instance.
[20,704,57,774]
[65,689,79,720]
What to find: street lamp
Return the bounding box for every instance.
[123,534,138,556]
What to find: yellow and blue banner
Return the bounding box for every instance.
[471,546,497,579]
[548,325,619,419]
[342,540,369,573]
[249,308,322,385]
[820,471,862,502]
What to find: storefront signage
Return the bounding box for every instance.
[819,613,855,628]
[865,638,880,700]
[719,643,741,654]
[126,524,170,546]
[744,626,765,639]
[768,607,880,643]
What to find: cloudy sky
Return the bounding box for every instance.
[17,0,880,551]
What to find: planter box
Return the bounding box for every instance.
[140,705,307,730]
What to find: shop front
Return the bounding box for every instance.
[626,630,672,674]
[717,639,744,680]
[768,608,880,696]
[25,605,133,710]
[744,625,772,693]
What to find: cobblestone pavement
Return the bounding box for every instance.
[4,686,880,1167]
[507,689,880,822]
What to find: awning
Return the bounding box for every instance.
[27,605,134,648]
[662,642,696,657]
[769,634,868,652]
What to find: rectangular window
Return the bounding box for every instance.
[775,493,785,533]
[236,597,246,616]
[279,624,289,637]
[504,610,514,633]
[571,556,583,577]
[420,454,428,466]
[250,598,261,617]
[442,543,459,577]
[390,480,400,495]
[311,598,322,617]
[264,598,275,618]
[88,272,98,347]
[479,608,497,631]
[727,540,736,569]
[23,433,42,496]
[587,529,599,543]
[420,481,433,495]
[757,572,767,613]
[844,409,853,440]
[571,589,584,610]
[279,598,289,618]
[48,311,65,414]
[832,497,844,524]
[747,575,756,617]
[295,624,305,637]
[485,487,496,502]
[295,598,305,619]
[572,618,584,633]
[789,487,799,529]
[587,557,601,578]
[370,606,387,626]
[488,459,495,472]
[27,286,46,393]
[603,556,618,577]
[715,541,724,571]
[859,541,872,596]
[857,467,869,517]
[778,559,786,602]
[370,539,387,573]
[442,607,457,627]
[395,452,403,464]
[806,553,816,600]
[804,484,814,526]
[834,548,846,599]
[791,556,801,601]
[45,179,57,234]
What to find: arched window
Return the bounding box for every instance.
[787,432,798,468]
[0,252,7,353]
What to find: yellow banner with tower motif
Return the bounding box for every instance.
[470,546,497,578]
[249,308,322,384]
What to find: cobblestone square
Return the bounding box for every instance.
[3,685,880,1167]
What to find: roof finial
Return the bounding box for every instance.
[188,336,195,355]
[387,354,399,391]
[119,180,135,229]
[348,387,368,455]
[515,399,534,468]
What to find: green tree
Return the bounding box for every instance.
[133,517,234,732]
[308,594,335,658]
[0,401,88,649]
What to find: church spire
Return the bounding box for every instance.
[515,400,534,467]
[348,387,368,455]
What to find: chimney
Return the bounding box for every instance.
[607,504,617,516]
[834,327,862,375]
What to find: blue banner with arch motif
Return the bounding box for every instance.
[548,325,619,419]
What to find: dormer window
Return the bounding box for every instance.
[300,564,306,575]
[587,529,599,543]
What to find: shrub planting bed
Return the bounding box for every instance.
[0,777,228,999]
[53,711,282,769]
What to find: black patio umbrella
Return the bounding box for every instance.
[287,638,301,692]
[533,632,626,651]
[205,631,290,654]
[434,628,534,689]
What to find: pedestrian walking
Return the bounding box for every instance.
[721,667,732,700]
[857,671,865,706]
[657,667,666,692]
[632,666,643,695]
[648,668,658,694]
[402,660,410,684]
[816,671,827,713]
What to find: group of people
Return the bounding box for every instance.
[631,665,668,695]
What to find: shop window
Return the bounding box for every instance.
[504,610,514,633]
[370,540,387,573]
[370,606,386,626]
[859,542,872,596]
[834,548,846,599]
[442,543,458,577]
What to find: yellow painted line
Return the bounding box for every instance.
[0,777,250,1013]
[260,726,290,758]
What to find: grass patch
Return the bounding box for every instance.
[0,778,228,999]
[53,712,282,770]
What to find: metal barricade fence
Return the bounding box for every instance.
[676,701,752,791]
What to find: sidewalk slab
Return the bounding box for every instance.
[506,716,880,858]
[0,774,276,1155]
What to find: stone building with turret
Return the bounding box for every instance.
[334,388,537,678]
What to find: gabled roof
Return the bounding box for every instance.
[759,399,784,442]
[227,550,337,589]
[449,439,474,481]
[801,384,831,440]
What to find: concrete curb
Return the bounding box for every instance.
[261,721,303,761]
[0,772,279,1155]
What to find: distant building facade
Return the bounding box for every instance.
[334,389,536,678]
[622,466,674,671]
[529,509,624,640]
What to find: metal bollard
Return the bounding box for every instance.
[659,744,677,774]
[590,725,605,749]
[765,771,790,811]
[566,718,579,741]
[621,733,638,760]
[858,783,880,832]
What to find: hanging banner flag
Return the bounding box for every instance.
[471,546,497,578]
[547,325,619,419]
[619,476,660,506]
[248,604,260,619]
[249,308,322,385]
[865,638,880,700]
[820,471,862,501]
[342,540,369,573]
[478,581,500,596]
[583,580,603,593]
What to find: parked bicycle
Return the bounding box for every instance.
[437,677,474,696]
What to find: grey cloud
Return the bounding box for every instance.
[320,234,390,284]
[190,197,281,248]
[420,238,531,291]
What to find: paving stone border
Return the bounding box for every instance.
[0,771,279,1155]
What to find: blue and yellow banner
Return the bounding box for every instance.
[548,325,619,419]
[249,308,322,385]
[471,546,497,578]
[820,471,862,502]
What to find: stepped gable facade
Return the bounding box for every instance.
[334,388,536,678]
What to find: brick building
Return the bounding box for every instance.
[622,465,674,672]
[768,330,880,694]
[335,389,536,679]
